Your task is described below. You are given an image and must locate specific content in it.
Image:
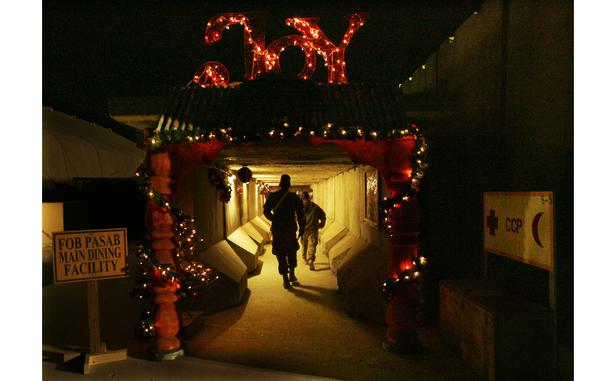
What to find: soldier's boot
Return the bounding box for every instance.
[289,268,299,284]
[283,274,292,289]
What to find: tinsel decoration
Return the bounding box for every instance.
[134,165,220,298]
[131,164,220,336]
[147,124,426,214]
[134,309,156,339]
[148,121,427,150]
[145,105,429,304]
[378,126,428,215]
[171,210,219,298]
[381,255,428,301]
[131,245,178,338]
[372,127,428,300]
[130,245,179,301]
[208,168,232,203]
[147,121,427,236]
[260,183,271,197]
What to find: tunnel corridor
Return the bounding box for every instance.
[171,138,404,323]
[153,138,479,380]
[40,1,574,378]
[183,244,476,381]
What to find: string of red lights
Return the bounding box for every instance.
[195,12,366,86]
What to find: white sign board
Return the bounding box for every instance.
[483,192,554,271]
[53,228,128,283]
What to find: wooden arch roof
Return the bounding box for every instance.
[147,77,427,204]
[153,77,412,142]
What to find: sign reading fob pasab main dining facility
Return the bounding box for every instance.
[53,228,128,283]
[483,192,554,271]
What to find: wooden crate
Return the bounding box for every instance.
[439,279,554,381]
[439,279,500,352]
[461,294,496,380]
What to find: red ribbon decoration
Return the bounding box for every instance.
[164,140,226,193]
[311,136,416,196]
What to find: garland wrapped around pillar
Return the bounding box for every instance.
[145,150,184,360]
[382,198,421,352]
[313,130,427,353]
[147,114,428,354]
[133,140,226,360]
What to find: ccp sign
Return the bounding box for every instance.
[483,192,554,270]
[53,228,128,284]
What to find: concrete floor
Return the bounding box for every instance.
[42,356,340,381]
[43,244,478,380]
[184,245,477,381]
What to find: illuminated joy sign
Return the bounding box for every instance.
[193,12,366,87]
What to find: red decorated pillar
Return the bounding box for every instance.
[311,136,425,352]
[146,151,184,360]
[383,198,422,353]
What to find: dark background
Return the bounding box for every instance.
[42,0,574,351]
[42,0,483,241]
[43,0,484,119]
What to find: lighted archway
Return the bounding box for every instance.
[135,78,428,358]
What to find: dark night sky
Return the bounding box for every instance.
[43,0,484,120]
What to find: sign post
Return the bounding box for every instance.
[483,191,554,274]
[52,228,129,374]
[483,191,557,377]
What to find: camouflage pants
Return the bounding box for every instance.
[300,230,319,264]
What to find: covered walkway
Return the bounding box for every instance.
[43,244,476,380]
[184,244,476,380]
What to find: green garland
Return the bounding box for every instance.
[208,167,232,203]
[145,122,429,304]
[131,164,219,339]
[148,123,427,218]
[381,255,427,301]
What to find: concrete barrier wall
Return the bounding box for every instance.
[227,228,260,272]
[313,165,389,254]
[328,232,358,273]
[313,165,391,324]
[177,170,268,249]
[242,222,265,246]
[185,239,249,314]
[401,0,573,343]
[199,240,248,283]
[227,177,268,237]
[319,221,347,257]
[225,177,242,236]
[249,217,271,244]
[247,182,258,221]
[177,167,225,251]
[239,183,248,227]
[336,239,388,324]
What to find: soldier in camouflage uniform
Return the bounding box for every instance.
[300,191,326,271]
[263,175,305,289]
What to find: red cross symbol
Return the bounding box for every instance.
[486,209,498,236]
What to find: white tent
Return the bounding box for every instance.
[43,107,145,182]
